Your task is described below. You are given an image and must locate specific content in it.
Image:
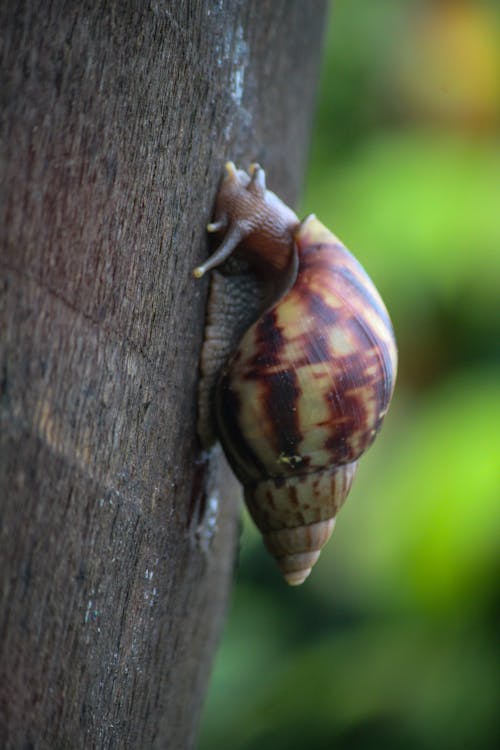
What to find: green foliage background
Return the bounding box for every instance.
[199,1,499,748]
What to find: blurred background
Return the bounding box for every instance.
[199,1,499,748]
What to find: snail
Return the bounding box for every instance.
[194,162,397,585]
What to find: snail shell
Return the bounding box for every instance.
[194,163,397,585]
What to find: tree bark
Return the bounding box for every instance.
[0,1,327,747]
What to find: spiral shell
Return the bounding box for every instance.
[195,163,397,584]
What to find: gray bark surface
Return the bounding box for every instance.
[0,1,327,747]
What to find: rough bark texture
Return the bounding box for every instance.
[0,1,327,748]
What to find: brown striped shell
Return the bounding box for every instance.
[194,163,397,585]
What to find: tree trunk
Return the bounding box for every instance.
[0,1,327,747]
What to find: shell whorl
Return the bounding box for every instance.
[215,214,397,486]
[264,519,336,585]
[195,163,397,584]
[247,462,357,585]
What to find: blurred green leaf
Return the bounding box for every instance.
[303,133,500,314]
[317,369,500,616]
[200,620,498,750]
[199,3,500,748]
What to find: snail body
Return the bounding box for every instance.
[194,163,397,585]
